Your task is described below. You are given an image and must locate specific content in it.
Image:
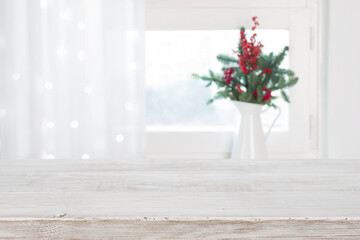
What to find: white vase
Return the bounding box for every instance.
[231,101,280,160]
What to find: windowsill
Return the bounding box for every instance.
[146,126,236,132]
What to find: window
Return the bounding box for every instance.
[146,29,289,132]
[145,0,319,159]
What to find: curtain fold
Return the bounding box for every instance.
[0,0,145,160]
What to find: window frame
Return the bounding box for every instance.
[145,0,320,159]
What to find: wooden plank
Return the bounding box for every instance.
[1,171,359,192]
[1,191,360,218]
[0,158,359,228]
[1,158,359,172]
[1,159,359,193]
[0,218,359,239]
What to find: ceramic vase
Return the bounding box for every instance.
[231,101,280,160]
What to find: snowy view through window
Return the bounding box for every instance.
[146,30,289,131]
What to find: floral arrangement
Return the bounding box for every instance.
[193,17,298,108]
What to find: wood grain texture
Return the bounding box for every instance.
[0,159,359,238]
[1,191,360,218]
[0,159,359,217]
[0,218,360,239]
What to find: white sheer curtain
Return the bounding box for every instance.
[0,0,145,160]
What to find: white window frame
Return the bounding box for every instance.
[145,0,320,159]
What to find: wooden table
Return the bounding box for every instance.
[0,159,359,239]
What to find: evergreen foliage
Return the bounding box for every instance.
[193,18,298,108]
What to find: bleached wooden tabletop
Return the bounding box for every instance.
[0,158,359,239]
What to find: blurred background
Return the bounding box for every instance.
[0,0,359,160]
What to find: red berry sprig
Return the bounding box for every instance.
[236,85,243,93]
[253,86,272,102]
[262,87,272,102]
[260,68,271,77]
[237,16,263,75]
[251,16,260,30]
[223,67,233,85]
